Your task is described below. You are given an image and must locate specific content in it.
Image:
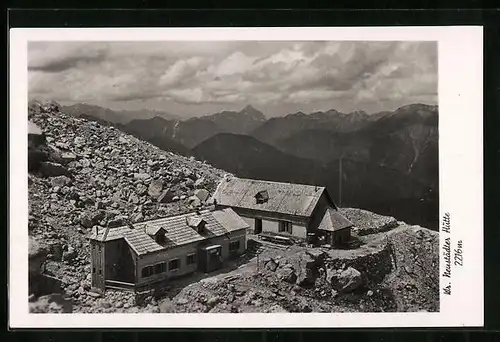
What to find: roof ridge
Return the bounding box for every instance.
[235,177,325,189]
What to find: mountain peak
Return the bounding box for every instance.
[239,105,266,121]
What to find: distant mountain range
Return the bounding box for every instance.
[60,102,439,229]
[61,103,179,124]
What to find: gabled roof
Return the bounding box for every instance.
[318,208,353,232]
[212,177,333,218]
[88,208,249,256]
[186,216,205,228]
[145,224,167,236]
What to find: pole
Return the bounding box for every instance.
[339,156,342,207]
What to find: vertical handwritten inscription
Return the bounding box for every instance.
[442,213,452,295]
[441,212,464,296]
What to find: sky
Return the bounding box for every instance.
[28,41,437,118]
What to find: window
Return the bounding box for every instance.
[92,267,96,274]
[155,233,165,244]
[154,262,166,274]
[255,190,269,204]
[141,265,154,278]
[186,253,196,266]
[279,221,293,234]
[168,258,180,271]
[229,240,241,253]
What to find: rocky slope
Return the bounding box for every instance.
[27,100,439,314]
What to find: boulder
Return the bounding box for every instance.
[194,177,205,188]
[79,212,93,228]
[328,267,363,293]
[136,183,148,196]
[188,196,201,208]
[295,253,317,286]
[148,179,164,199]
[194,189,210,202]
[50,175,71,188]
[29,294,73,313]
[60,152,77,164]
[265,258,279,272]
[134,173,151,181]
[277,266,297,283]
[39,162,71,177]
[108,216,126,228]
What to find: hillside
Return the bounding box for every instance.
[193,133,321,185]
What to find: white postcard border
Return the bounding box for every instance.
[9,26,483,328]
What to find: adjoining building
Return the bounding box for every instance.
[88,208,249,292]
[211,176,353,247]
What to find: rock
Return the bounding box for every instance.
[194,189,210,202]
[194,177,205,189]
[129,193,140,204]
[328,267,363,293]
[206,296,220,307]
[176,298,189,305]
[79,212,93,228]
[295,253,317,286]
[134,173,151,181]
[188,196,201,208]
[60,152,77,164]
[73,137,85,146]
[277,267,297,283]
[115,301,123,308]
[265,258,278,272]
[39,161,71,177]
[184,178,195,189]
[180,195,187,200]
[148,179,164,199]
[108,216,126,228]
[157,189,175,203]
[63,246,78,261]
[136,183,148,196]
[131,212,144,223]
[29,294,73,313]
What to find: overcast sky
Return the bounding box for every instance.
[28,41,437,117]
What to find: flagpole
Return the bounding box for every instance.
[339,155,342,207]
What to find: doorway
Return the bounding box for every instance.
[255,218,263,234]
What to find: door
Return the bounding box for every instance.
[199,245,223,273]
[207,246,223,272]
[255,218,263,234]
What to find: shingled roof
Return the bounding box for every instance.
[88,208,249,256]
[318,208,353,232]
[211,177,334,218]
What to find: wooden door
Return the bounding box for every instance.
[255,218,263,234]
